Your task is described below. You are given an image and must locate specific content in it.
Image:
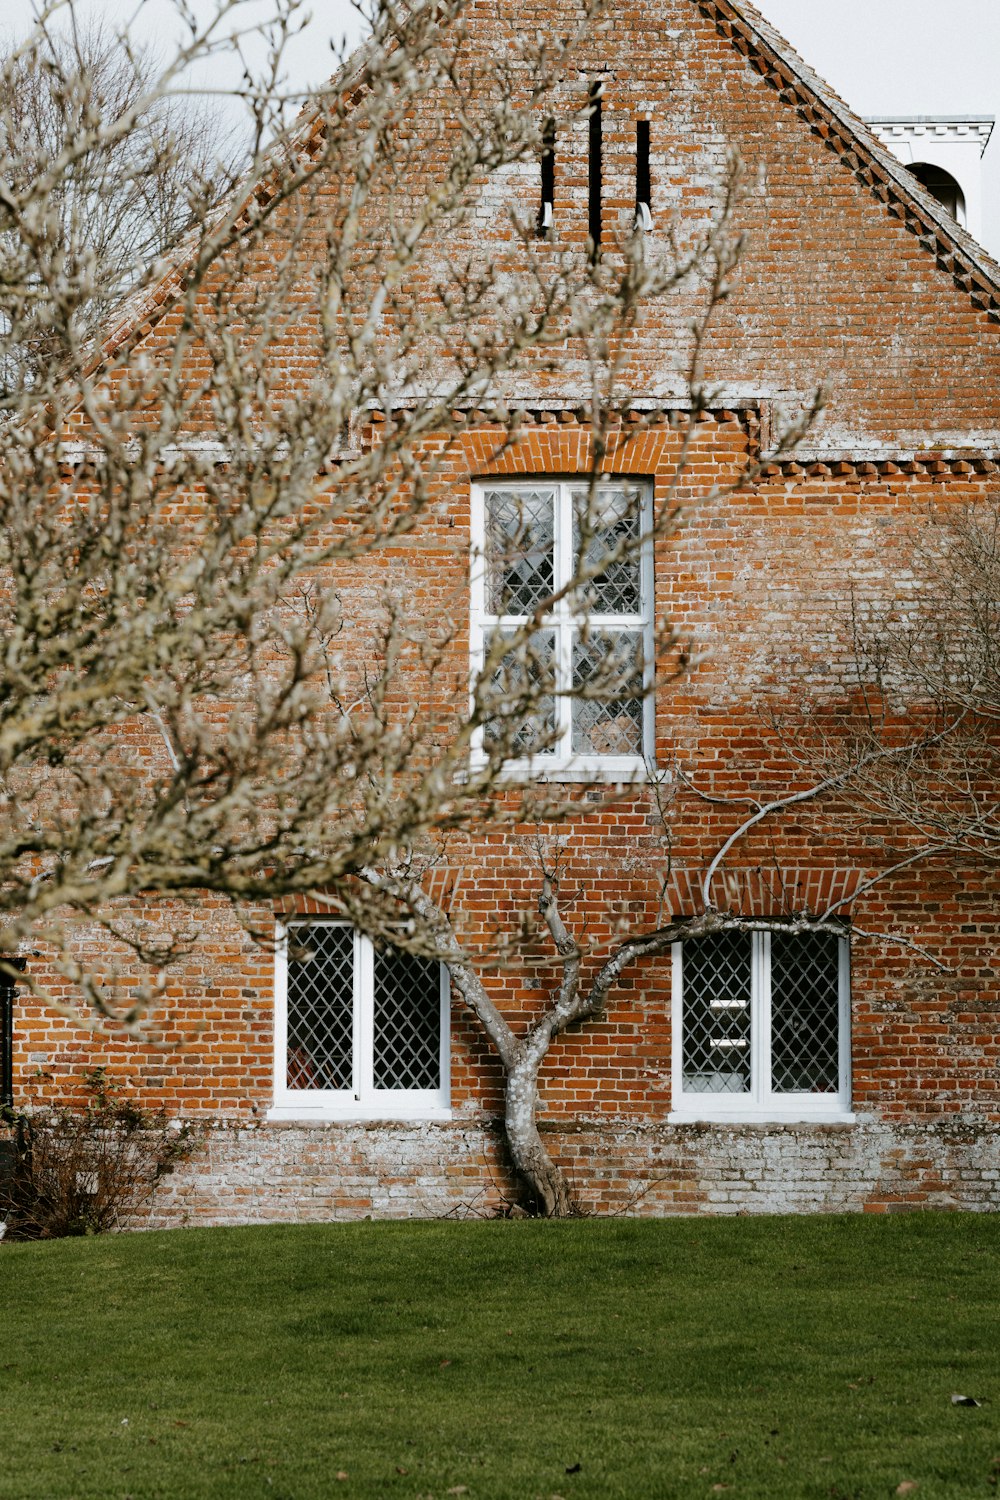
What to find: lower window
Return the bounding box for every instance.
[271,922,450,1119]
[670,929,851,1121]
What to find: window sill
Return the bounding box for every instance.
[475,755,655,785]
[267,1103,452,1124]
[669,1109,856,1126]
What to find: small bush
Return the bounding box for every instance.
[0,1069,197,1240]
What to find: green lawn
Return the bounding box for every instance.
[0,1216,998,1499]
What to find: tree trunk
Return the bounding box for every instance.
[503,1054,577,1217]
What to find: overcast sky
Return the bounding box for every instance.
[8,1,1000,248]
[758,0,1000,118]
[10,1,1000,114]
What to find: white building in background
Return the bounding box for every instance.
[865,116,994,248]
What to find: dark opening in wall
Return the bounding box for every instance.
[588,81,603,255]
[635,119,651,228]
[0,959,25,1111]
[539,117,555,236]
[909,161,966,225]
[0,982,10,1111]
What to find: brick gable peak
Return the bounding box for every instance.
[70,0,1000,407]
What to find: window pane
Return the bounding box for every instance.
[682,932,752,1094]
[373,946,442,1090]
[572,485,642,615]
[286,924,354,1090]
[770,931,841,1094]
[571,630,644,755]
[484,629,557,755]
[485,488,555,614]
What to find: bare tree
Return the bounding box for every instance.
[350,497,1000,1217]
[0,0,800,1005]
[355,775,861,1217]
[0,11,247,398]
[780,503,1000,871]
[0,0,839,1213]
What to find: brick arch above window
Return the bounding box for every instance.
[458,409,751,482]
[660,866,865,923]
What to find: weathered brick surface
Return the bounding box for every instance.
[86,0,1000,453]
[145,1117,1000,1226]
[14,0,1000,1219]
[16,427,1000,1218]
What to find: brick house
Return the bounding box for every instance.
[7,0,1000,1220]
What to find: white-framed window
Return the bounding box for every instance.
[670,929,852,1123]
[269,921,451,1121]
[470,478,655,779]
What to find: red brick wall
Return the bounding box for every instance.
[17,0,1000,1215]
[88,0,1000,452]
[12,417,1000,1216]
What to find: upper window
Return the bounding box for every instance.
[670,929,851,1122]
[470,479,654,778]
[270,922,450,1120]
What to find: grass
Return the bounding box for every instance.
[0,1216,998,1499]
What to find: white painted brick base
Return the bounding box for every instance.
[142,1116,1000,1226]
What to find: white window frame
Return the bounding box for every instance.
[469,477,656,781]
[268,921,451,1122]
[669,931,853,1124]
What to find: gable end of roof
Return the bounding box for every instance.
[694,0,1000,323]
[75,0,1000,403]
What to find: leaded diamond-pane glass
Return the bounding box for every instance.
[485,489,555,614]
[484,629,556,755]
[373,946,442,1090]
[286,924,353,1090]
[682,932,752,1093]
[770,932,841,1094]
[571,631,644,755]
[572,486,642,615]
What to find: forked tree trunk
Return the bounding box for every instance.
[361,874,581,1215]
[504,1052,576,1217]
